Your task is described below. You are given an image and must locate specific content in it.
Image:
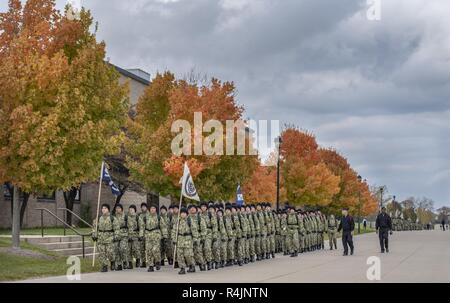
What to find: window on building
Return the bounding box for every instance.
[74,188,81,203]
[37,192,56,202]
[3,184,11,200]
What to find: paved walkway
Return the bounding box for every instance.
[20,230,450,283]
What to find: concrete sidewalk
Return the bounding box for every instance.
[18,230,450,283]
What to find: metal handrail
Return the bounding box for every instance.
[58,208,93,229]
[35,208,92,258]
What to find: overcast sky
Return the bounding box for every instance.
[2,0,449,207]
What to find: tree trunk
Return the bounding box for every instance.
[6,182,14,220]
[63,188,78,226]
[19,193,30,228]
[12,187,21,249]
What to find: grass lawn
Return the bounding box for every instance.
[0,238,99,281]
[0,227,92,236]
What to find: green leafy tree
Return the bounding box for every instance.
[0,1,128,245]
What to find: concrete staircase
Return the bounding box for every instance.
[24,235,97,258]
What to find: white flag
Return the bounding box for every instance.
[181,162,200,201]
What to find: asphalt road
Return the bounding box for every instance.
[19,230,450,283]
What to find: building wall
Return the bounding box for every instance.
[0,190,81,229]
[119,75,147,106]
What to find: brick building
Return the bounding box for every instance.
[0,65,170,229]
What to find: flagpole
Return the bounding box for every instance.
[172,193,183,269]
[92,161,105,267]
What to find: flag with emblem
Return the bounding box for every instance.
[181,162,200,201]
[236,184,244,206]
[102,164,121,196]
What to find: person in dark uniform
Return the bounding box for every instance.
[376,207,393,253]
[337,208,355,256]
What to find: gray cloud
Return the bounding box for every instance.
[2,0,449,207]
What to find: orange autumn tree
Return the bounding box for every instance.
[243,164,278,204]
[280,127,340,207]
[319,148,377,215]
[127,74,257,200]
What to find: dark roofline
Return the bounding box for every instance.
[109,63,150,86]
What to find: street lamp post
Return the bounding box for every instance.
[357,175,362,234]
[276,136,282,211]
[380,186,384,209]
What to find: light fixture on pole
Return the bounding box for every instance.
[357,175,362,234]
[379,186,384,209]
[275,136,282,211]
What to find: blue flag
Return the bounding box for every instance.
[102,165,121,196]
[236,184,244,206]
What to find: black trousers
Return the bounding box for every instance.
[342,231,354,254]
[379,229,389,251]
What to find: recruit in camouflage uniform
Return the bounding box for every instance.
[172,207,196,274]
[169,205,179,267]
[189,205,206,271]
[217,208,228,268]
[92,204,119,272]
[280,211,288,255]
[126,205,141,268]
[256,204,267,260]
[113,204,129,270]
[138,203,148,268]
[287,207,299,257]
[160,206,172,266]
[240,206,250,264]
[232,206,243,266]
[327,214,338,250]
[297,212,306,253]
[246,205,256,262]
[275,211,282,253]
[265,204,276,258]
[209,204,220,269]
[139,205,167,272]
[224,206,235,266]
[200,202,214,270]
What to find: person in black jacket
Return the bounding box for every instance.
[337,208,355,256]
[376,207,393,253]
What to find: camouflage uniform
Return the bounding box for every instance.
[247,210,256,262]
[217,212,228,266]
[126,212,141,266]
[287,211,299,256]
[139,212,165,269]
[328,215,338,250]
[114,212,129,267]
[265,209,275,256]
[210,209,221,268]
[160,212,171,264]
[275,213,282,253]
[189,213,206,268]
[311,215,318,249]
[138,211,147,266]
[240,211,250,263]
[172,216,195,271]
[298,213,306,253]
[280,213,288,255]
[232,212,244,264]
[305,215,312,251]
[200,211,213,268]
[224,211,235,265]
[92,214,119,270]
[257,208,267,259]
[252,209,261,260]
